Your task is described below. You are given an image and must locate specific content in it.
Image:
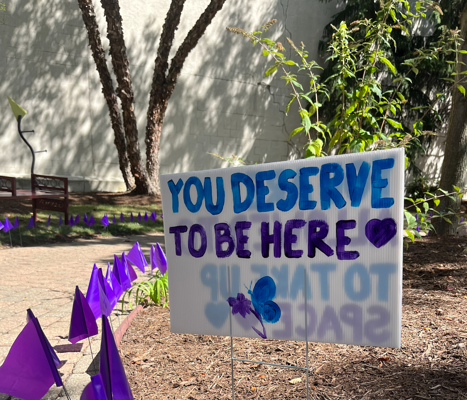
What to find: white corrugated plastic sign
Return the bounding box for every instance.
[161,148,404,348]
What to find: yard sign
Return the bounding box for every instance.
[161,148,404,348]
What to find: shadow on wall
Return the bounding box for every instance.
[0,0,341,190]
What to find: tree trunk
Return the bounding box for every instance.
[145,0,227,194]
[100,0,154,194]
[76,0,134,191]
[435,4,467,235]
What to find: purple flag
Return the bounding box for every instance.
[12,216,19,229]
[106,262,123,301]
[126,242,148,273]
[69,286,98,344]
[112,215,116,224]
[27,215,35,229]
[122,252,138,281]
[137,212,142,223]
[154,243,168,276]
[80,373,108,400]
[150,211,157,222]
[120,213,124,222]
[46,215,51,227]
[0,313,63,400]
[0,220,4,231]
[86,264,112,320]
[161,213,163,219]
[130,212,134,222]
[69,215,74,226]
[112,254,131,291]
[75,214,80,224]
[98,268,117,311]
[144,212,148,222]
[101,215,109,227]
[3,217,14,233]
[88,215,95,227]
[59,215,63,226]
[83,213,89,224]
[99,316,134,400]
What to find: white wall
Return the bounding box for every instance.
[0,0,342,191]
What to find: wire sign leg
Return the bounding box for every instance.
[228,266,235,400]
[304,268,309,400]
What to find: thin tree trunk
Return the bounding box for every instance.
[76,0,134,191]
[100,0,154,194]
[435,4,467,235]
[145,0,227,194]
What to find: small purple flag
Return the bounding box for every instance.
[69,215,75,226]
[137,212,142,223]
[144,212,148,222]
[69,286,98,344]
[130,212,134,222]
[153,243,167,276]
[161,213,163,219]
[112,215,116,224]
[88,215,95,227]
[120,213,124,222]
[101,215,109,227]
[122,252,138,281]
[3,217,14,233]
[46,215,51,227]
[0,312,63,400]
[98,268,117,311]
[106,262,123,301]
[86,264,112,320]
[150,211,157,222]
[112,254,131,291]
[75,214,80,224]
[59,215,63,226]
[126,242,148,273]
[80,373,108,400]
[99,316,134,400]
[12,216,19,229]
[27,215,35,229]
[83,213,89,224]
[0,220,4,231]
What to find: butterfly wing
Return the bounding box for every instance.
[251,276,281,323]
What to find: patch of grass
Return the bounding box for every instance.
[0,204,163,247]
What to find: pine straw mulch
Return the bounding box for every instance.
[119,235,467,400]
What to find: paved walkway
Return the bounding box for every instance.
[0,233,165,400]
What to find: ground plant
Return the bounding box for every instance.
[225,0,467,240]
[121,270,168,310]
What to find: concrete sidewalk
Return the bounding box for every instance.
[0,233,165,400]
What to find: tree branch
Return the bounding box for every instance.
[167,0,227,90]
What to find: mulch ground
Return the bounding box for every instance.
[120,235,467,399]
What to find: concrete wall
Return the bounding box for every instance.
[0,0,342,191]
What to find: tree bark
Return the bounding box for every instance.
[435,4,467,235]
[100,0,154,194]
[76,0,134,191]
[145,0,227,194]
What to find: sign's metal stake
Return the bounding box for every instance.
[304,268,309,400]
[228,265,235,400]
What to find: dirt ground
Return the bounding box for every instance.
[119,235,467,400]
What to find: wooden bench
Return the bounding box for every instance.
[0,174,69,224]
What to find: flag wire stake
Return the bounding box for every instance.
[8,230,12,248]
[87,336,94,361]
[62,384,72,400]
[228,265,235,400]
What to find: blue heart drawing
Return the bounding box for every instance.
[365,218,397,248]
[205,302,229,329]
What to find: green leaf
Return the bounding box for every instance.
[405,230,415,242]
[262,49,270,56]
[423,202,429,213]
[288,126,304,140]
[386,118,403,130]
[434,199,440,207]
[265,65,278,77]
[285,97,295,114]
[458,85,466,97]
[404,210,416,226]
[380,57,396,75]
[301,114,312,133]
